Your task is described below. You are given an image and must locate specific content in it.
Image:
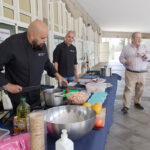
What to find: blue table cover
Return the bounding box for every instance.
[47,74,121,150]
[3,74,121,150]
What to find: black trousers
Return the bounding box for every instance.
[8,89,41,114]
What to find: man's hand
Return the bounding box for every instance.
[74,73,79,82]
[3,83,22,94]
[137,53,147,59]
[137,53,145,57]
[74,64,78,82]
[55,73,68,87]
[125,61,132,66]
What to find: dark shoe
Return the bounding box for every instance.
[134,103,144,110]
[121,107,128,114]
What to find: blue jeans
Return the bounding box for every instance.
[64,76,74,83]
[58,76,74,87]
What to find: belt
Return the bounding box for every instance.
[127,69,147,73]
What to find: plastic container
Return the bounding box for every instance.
[86,82,107,93]
[13,116,19,134]
[55,129,74,150]
[0,128,10,139]
[66,91,89,104]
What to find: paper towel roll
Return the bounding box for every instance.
[29,112,45,150]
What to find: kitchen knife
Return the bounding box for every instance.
[20,85,41,93]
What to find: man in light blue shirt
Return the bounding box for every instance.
[119,32,150,114]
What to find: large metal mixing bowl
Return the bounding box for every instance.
[45,105,96,140]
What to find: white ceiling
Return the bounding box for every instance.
[77,0,150,33]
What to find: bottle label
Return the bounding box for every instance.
[18,118,27,131]
[13,116,19,133]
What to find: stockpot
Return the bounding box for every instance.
[43,88,63,107]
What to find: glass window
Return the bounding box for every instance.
[3,0,13,5]
[35,0,38,16]
[54,26,58,32]
[18,27,27,33]
[65,12,68,30]
[19,0,31,13]
[3,7,14,19]
[61,5,63,27]
[102,38,128,62]
[0,23,15,43]
[20,13,31,24]
[142,39,150,49]
[54,3,58,25]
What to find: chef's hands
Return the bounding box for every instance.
[59,77,68,87]
[74,73,79,82]
[125,60,132,66]
[55,73,68,87]
[3,83,22,94]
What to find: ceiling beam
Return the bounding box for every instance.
[102,31,150,39]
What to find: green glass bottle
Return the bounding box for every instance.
[17,97,30,132]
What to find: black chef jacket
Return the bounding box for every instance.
[0,32,57,111]
[53,42,77,77]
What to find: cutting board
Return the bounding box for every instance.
[63,89,79,98]
[88,92,107,105]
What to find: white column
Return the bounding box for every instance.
[0,0,3,17]
[38,0,42,19]
[13,0,19,21]
[62,3,66,34]
[74,19,78,38]
[30,0,36,21]
[15,23,18,34]
[57,1,61,33]
[78,17,81,38]
[48,29,54,60]
[50,2,54,31]
[68,13,71,31]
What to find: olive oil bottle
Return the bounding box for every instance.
[17,97,30,132]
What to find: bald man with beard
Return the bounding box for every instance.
[0,20,68,112]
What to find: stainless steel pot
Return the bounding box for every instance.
[100,67,106,78]
[43,89,63,107]
[100,67,112,77]
[106,67,112,76]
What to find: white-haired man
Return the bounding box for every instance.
[53,31,78,84]
[120,32,150,114]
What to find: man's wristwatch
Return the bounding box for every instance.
[2,86,7,91]
[143,54,147,59]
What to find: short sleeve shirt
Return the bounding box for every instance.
[53,42,77,77]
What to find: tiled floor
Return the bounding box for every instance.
[94,62,150,150]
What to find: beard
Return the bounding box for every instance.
[136,42,141,47]
[32,39,44,51]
